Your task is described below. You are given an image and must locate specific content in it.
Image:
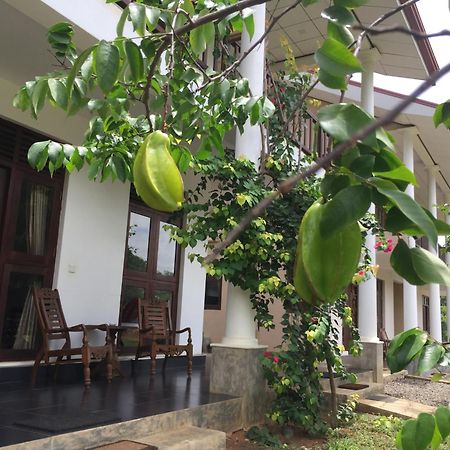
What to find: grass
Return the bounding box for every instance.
[321,414,403,450]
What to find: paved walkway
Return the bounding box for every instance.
[357,394,436,419]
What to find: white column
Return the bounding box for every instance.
[446,192,450,340]
[220,4,266,348]
[402,127,419,330]
[428,165,442,341]
[357,48,380,342]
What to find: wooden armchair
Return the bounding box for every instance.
[134,299,193,376]
[32,288,113,388]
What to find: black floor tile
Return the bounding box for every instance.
[0,362,229,447]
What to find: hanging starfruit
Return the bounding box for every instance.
[133,131,184,212]
[294,201,362,304]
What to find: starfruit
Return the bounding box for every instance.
[133,131,184,212]
[294,201,362,304]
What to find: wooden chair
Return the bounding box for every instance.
[134,299,193,376]
[379,327,390,357]
[32,288,113,388]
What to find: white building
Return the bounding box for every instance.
[0,0,446,390]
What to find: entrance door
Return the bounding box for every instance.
[0,118,64,360]
[119,193,181,351]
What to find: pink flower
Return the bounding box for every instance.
[375,241,382,249]
[387,239,393,244]
[273,356,280,364]
[264,351,273,358]
[358,270,365,276]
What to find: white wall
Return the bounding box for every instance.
[53,169,130,346]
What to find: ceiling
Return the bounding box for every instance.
[266,0,438,80]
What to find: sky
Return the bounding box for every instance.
[372,0,450,104]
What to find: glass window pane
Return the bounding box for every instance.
[1,272,43,350]
[153,290,172,304]
[121,285,145,325]
[156,221,176,276]
[14,182,53,255]
[204,275,221,309]
[126,212,150,272]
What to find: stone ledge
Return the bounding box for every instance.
[138,426,225,450]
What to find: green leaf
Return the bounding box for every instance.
[146,7,161,31]
[411,246,450,285]
[386,206,450,236]
[322,6,354,26]
[376,127,396,151]
[374,186,437,245]
[320,185,371,237]
[317,103,376,146]
[315,38,362,77]
[28,141,50,168]
[129,3,146,36]
[435,406,450,440]
[349,154,375,178]
[373,166,417,185]
[390,240,426,286]
[31,78,48,114]
[116,5,129,37]
[48,79,68,109]
[190,26,206,56]
[47,141,63,164]
[242,8,255,39]
[414,413,437,450]
[261,97,275,119]
[95,41,120,94]
[320,173,351,198]
[433,100,450,128]
[124,40,144,82]
[387,327,428,373]
[66,46,95,98]
[334,0,368,7]
[203,20,215,49]
[327,21,354,46]
[13,87,31,111]
[417,344,445,375]
[318,68,347,90]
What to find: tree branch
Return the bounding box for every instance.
[353,25,450,40]
[204,62,450,263]
[354,0,420,58]
[141,0,273,124]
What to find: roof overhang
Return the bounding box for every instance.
[267,0,439,80]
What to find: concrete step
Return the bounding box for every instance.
[357,395,436,419]
[137,426,225,450]
[383,369,407,383]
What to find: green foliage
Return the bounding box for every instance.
[387,328,450,376]
[396,408,450,450]
[326,414,403,450]
[245,426,287,449]
[336,394,359,425]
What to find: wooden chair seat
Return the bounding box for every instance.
[32,288,113,388]
[134,300,193,376]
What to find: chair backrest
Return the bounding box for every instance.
[33,288,70,343]
[379,327,389,343]
[138,299,171,341]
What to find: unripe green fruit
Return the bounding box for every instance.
[294,201,362,304]
[133,131,184,212]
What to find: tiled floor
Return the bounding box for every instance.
[0,359,230,447]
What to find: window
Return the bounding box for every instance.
[204,275,222,310]
[0,118,63,360]
[119,191,182,352]
[423,296,430,333]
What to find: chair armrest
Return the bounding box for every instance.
[140,326,155,334]
[84,324,110,332]
[175,327,192,344]
[175,327,191,335]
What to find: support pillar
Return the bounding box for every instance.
[383,276,395,339]
[402,127,419,330]
[210,4,268,427]
[358,48,380,343]
[356,48,383,380]
[428,165,442,341]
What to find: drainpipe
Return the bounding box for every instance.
[446,192,450,341]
